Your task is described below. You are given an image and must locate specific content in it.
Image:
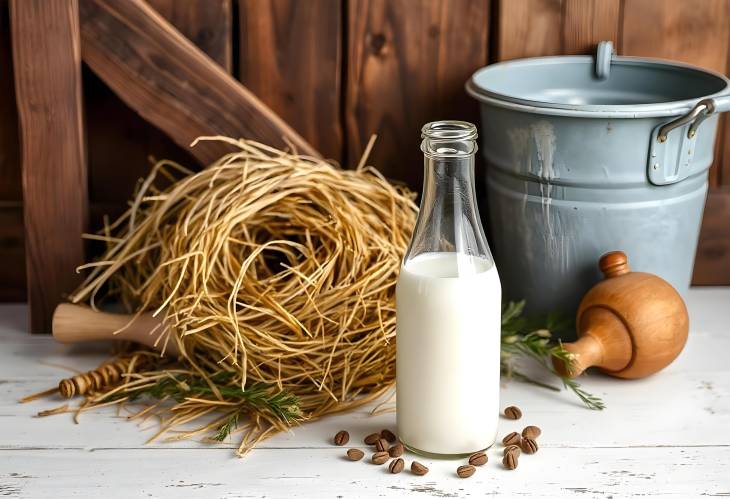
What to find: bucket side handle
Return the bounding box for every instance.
[648,93,730,186]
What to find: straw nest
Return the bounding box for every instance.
[70,137,417,453]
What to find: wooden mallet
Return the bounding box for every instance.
[554,251,689,379]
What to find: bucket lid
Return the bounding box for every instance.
[467,54,730,118]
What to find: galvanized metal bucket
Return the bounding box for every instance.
[467,41,730,321]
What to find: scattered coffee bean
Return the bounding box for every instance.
[372,451,390,465]
[502,431,522,446]
[346,448,364,461]
[389,458,405,474]
[334,430,349,446]
[457,464,476,478]
[520,437,538,454]
[522,425,541,439]
[504,444,521,458]
[468,451,488,466]
[411,461,429,476]
[504,406,522,420]
[364,432,381,445]
[388,443,404,458]
[503,452,518,470]
[375,438,389,452]
[380,429,397,443]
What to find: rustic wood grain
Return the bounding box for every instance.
[622,0,729,72]
[11,0,88,332]
[148,0,232,72]
[79,0,318,166]
[562,0,620,54]
[346,0,489,188]
[239,0,342,161]
[495,0,561,61]
[0,0,19,202]
[87,0,232,204]
[145,0,233,174]
[497,0,619,60]
[0,0,24,301]
[693,187,730,285]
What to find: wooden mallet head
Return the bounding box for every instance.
[553,251,689,379]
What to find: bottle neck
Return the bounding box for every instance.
[404,150,490,268]
[403,120,492,272]
[419,153,479,242]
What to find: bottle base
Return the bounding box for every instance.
[401,440,494,459]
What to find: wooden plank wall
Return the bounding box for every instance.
[2,0,730,323]
[238,0,343,160]
[346,0,489,186]
[0,0,24,301]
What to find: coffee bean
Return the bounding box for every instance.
[389,458,405,474]
[371,451,390,465]
[380,429,397,443]
[346,448,364,461]
[333,430,349,446]
[364,432,381,445]
[375,438,389,452]
[411,461,429,476]
[504,406,522,420]
[520,437,538,454]
[504,444,521,458]
[388,443,404,458]
[468,451,488,466]
[457,465,476,478]
[502,431,522,446]
[503,452,518,470]
[522,425,541,439]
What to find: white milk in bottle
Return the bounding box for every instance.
[396,121,501,456]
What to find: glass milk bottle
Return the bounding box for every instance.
[396,120,501,457]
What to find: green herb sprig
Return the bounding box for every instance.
[212,412,240,442]
[123,371,303,432]
[501,301,605,410]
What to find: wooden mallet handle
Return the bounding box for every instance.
[52,303,177,355]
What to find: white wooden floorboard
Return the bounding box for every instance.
[0,288,728,498]
[1,446,728,499]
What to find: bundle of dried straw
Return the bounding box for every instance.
[68,136,418,454]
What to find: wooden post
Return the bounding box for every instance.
[11,0,88,333]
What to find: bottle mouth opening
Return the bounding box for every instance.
[421,121,478,158]
[421,121,478,140]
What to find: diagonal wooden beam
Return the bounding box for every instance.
[78,0,319,164]
[11,0,88,333]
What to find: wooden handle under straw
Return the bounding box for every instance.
[52,303,177,355]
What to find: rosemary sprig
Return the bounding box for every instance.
[501,301,605,410]
[124,371,303,425]
[213,412,240,442]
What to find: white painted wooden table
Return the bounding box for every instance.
[1,289,729,498]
